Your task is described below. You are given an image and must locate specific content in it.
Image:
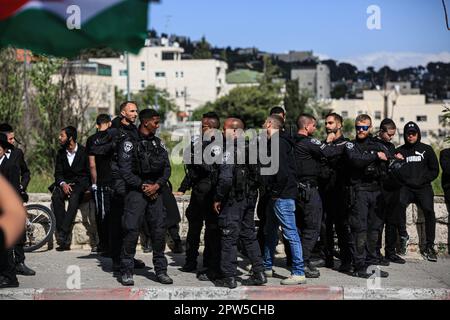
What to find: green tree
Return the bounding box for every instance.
[192,36,212,59]
[132,85,177,122]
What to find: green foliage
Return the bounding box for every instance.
[131,85,177,122]
[192,37,212,59]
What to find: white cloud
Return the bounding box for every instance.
[340,51,450,70]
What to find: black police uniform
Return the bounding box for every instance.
[88,119,139,266]
[373,136,405,260]
[344,136,387,274]
[118,131,171,278]
[318,135,353,269]
[215,141,265,283]
[179,136,221,274]
[292,134,344,273]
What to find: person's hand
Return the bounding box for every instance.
[146,184,160,195]
[62,183,73,195]
[326,132,336,143]
[173,192,184,196]
[377,152,388,161]
[394,153,404,160]
[91,184,98,192]
[213,202,221,215]
[142,184,152,197]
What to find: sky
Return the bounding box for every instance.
[148,0,450,70]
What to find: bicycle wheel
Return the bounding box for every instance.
[24,204,56,252]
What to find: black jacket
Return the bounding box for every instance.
[0,156,21,193]
[118,132,171,190]
[6,148,30,191]
[344,136,386,186]
[396,122,439,189]
[293,133,344,183]
[267,131,298,200]
[441,148,450,193]
[53,144,90,190]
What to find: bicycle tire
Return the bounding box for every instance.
[24,204,56,252]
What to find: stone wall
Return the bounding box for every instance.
[28,194,449,254]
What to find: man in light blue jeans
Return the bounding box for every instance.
[262,115,306,285]
[264,198,306,284]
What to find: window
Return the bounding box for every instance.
[140,80,145,89]
[119,70,127,76]
[181,71,184,78]
[342,111,348,118]
[155,72,166,78]
[439,115,446,124]
[175,72,179,78]
[357,110,363,115]
[140,61,145,71]
[375,111,381,120]
[416,115,427,122]
[162,52,175,60]
[422,131,428,137]
[400,117,405,122]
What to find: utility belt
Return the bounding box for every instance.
[297,180,318,203]
[344,182,380,208]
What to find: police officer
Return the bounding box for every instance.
[0,124,35,276]
[318,113,353,271]
[213,118,266,289]
[374,119,406,264]
[118,109,172,286]
[292,114,344,278]
[441,148,450,230]
[88,101,145,272]
[177,112,222,280]
[344,114,389,278]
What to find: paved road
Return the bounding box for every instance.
[10,246,450,290]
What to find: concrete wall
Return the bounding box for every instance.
[28,194,449,254]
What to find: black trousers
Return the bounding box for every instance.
[120,191,168,274]
[322,188,353,264]
[51,184,87,245]
[109,192,124,264]
[294,187,323,264]
[256,191,270,255]
[380,188,401,257]
[93,186,112,251]
[219,196,264,278]
[348,188,384,271]
[0,248,16,281]
[13,231,26,264]
[397,185,436,249]
[184,188,220,272]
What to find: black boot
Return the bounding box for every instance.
[180,261,197,272]
[120,272,134,286]
[304,263,320,278]
[0,276,19,288]
[221,276,237,289]
[157,272,173,285]
[15,263,36,276]
[242,271,267,286]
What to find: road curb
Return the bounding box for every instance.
[1,286,449,300]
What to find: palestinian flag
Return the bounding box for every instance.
[0,0,150,57]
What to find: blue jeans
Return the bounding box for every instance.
[263,198,305,276]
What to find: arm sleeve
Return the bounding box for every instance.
[214,164,233,202]
[118,139,142,189]
[178,173,191,193]
[156,151,171,187]
[345,144,378,168]
[18,150,30,190]
[440,150,450,176]
[425,146,439,183]
[54,151,65,186]
[271,139,290,198]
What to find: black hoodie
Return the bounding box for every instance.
[396,121,439,189]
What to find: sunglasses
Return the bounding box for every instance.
[355,125,370,132]
[407,131,418,136]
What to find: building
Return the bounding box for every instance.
[291,63,331,99]
[223,69,263,95]
[386,81,421,95]
[51,61,115,118]
[330,90,447,144]
[91,42,228,126]
[273,50,315,63]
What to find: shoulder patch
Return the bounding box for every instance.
[123,141,133,153]
[346,142,354,150]
[160,141,168,151]
[310,138,322,146]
